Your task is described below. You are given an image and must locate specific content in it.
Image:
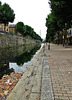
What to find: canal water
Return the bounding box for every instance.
[0,44,41,79]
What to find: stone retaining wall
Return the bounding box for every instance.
[0,33,38,48]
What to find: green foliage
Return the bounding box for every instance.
[0,1,1,6]
[15,22,42,41]
[24,25,34,36]
[26,35,32,39]
[46,13,59,42]
[24,25,42,41]
[49,0,72,28]
[0,3,15,25]
[46,0,72,42]
[15,45,41,66]
[8,44,12,48]
[16,22,25,35]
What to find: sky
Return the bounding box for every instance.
[1,0,50,39]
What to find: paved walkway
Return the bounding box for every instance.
[7,44,72,100]
[7,45,54,100]
[47,44,72,100]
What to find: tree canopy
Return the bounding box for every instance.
[16,22,42,41]
[16,22,25,35]
[46,0,72,42]
[0,1,1,6]
[0,2,15,25]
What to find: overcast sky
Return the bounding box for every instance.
[1,0,50,39]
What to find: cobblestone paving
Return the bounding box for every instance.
[47,44,72,100]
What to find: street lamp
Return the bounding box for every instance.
[63,29,64,46]
[63,23,67,47]
[65,23,68,46]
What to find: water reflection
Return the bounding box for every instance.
[0,44,41,79]
[9,45,41,73]
[15,46,41,66]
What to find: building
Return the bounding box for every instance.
[0,23,17,34]
[0,23,9,32]
[9,24,17,33]
[69,28,72,44]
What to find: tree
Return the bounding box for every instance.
[16,22,42,41]
[46,0,72,42]
[16,22,25,35]
[0,3,15,29]
[46,13,59,42]
[49,0,72,28]
[0,1,1,6]
[24,25,34,36]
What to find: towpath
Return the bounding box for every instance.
[47,44,72,100]
[7,43,72,100]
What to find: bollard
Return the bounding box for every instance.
[48,44,50,50]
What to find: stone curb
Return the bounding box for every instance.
[40,45,54,100]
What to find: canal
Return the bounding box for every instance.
[0,44,41,79]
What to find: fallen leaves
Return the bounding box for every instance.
[0,72,24,99]
[32,73,36,76]
[36,98,39,100]
[26,94,28,97]
[4,90,9,95]
[24,89,29,93]
[24,89,29,98]
[27,76,30,78]
[26,67,30,71]
[31,72,36,76]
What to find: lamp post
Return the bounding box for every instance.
[62,29,64,46]
[63,23,67,47]
[65,23,68,46]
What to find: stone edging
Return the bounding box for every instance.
[41,45,54,100]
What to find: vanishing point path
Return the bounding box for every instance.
[7,44,72,100]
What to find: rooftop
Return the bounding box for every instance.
[9,24,16,28]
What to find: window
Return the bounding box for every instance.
[69,30,71,35]
[0,25,2,30]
